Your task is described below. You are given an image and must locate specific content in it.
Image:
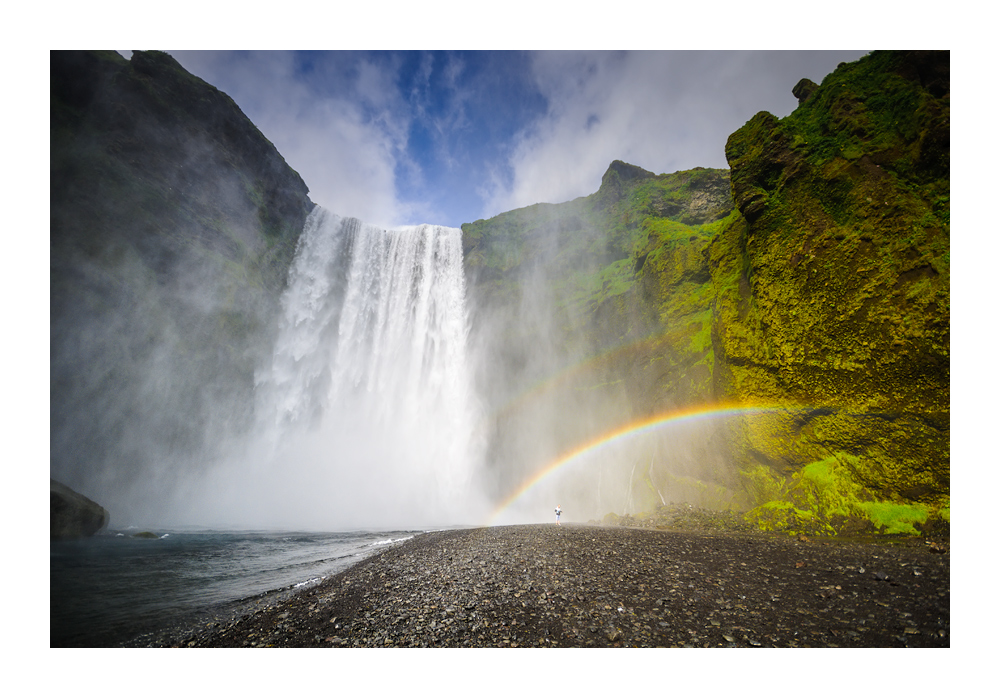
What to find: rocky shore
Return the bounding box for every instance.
[159,523,948,648]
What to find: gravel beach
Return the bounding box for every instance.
[166,523,948,648]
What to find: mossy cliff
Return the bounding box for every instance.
[464,51,949,535]
[51,51,313,516]
[464,163,735,512]
[715,50,948,534]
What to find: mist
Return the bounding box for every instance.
[56,207,494,531]
[51,115,294,529]
[169,209,491,530]
[52,50,848,533]
[462,194,739,527]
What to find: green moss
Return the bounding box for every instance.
[643,217,699,241]
[687,310,713,354]
[745,500,824,534]
[599,260,636,297]
[779,52,948,182]
[742,453,938,536]
[857,501,928,535]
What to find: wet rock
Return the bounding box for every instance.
[51,479,110,539]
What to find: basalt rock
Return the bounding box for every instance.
[50,51,313,521]
[594,160,657,209]
[792,78,819,104]
[51,479,110,539]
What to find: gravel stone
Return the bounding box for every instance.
[165,524,949,648]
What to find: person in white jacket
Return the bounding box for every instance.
[555,505,562,525]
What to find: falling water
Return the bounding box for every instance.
[268,209,472,436]
[52,211,486,645]
[186,207,484,530]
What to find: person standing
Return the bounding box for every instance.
[555,505,562,525]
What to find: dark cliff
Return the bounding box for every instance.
[50,51,313,522]
[464,50,949,535]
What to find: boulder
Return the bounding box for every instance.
[51,479,110,539]
[792,77,819,104]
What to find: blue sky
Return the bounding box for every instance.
[146,51,869,228]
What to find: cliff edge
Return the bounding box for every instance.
[50,51,313,520]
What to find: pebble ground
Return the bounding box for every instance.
[174,523,949,648]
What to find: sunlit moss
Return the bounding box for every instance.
[745,500,827,535]
[742,453,939,536]
[857,501,928,535]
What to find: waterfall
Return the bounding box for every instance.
[242,207,482,528]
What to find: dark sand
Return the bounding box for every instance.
[162,524,948,648]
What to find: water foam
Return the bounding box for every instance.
[244,208,484,529]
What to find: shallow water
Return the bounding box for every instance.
[50,528,420,647]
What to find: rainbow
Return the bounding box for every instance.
[485,401,799,525]
[483,329,682,428]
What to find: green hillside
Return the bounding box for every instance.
[464,50,949,536]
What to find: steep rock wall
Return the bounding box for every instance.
[51,479,110,539]
[50,51,313,521]
[713,50,949,532]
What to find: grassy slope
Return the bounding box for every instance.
[463,164,734,510]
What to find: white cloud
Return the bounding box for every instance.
[171,51,410,227]
[165,50,869,228]
[482,50,867,218]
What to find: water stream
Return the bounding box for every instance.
[216,208,486,529]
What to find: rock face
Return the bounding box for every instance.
[51,479,110,539]
[463,166,735,513]
[464,50,949,535]
[50,51,313,522]
[715,50,949,533]
[792,78,819,104]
